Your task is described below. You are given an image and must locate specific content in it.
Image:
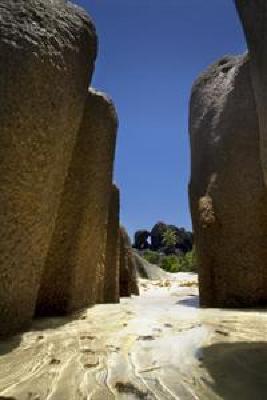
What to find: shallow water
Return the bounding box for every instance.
[0,274,266,399]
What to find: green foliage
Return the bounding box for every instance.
[160,255,179,272]
[160,248,198,273]
[177,247,198,272]
[141,247,198,273]
[143,250,161,265]
[162,228,177,249]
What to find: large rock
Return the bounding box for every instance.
[133,250,170,280]
[150,222,168,250]
[189,54,267,307]
[128,252,140,296]
[119,227,139,297]
[119,228,131,297]
[103,185,120,304]
[36,89,118,315]
[150,222,193,254]
[175,228,193,253]
[0,0,97,335]
[235,1,267,185]
[133,230,150,250]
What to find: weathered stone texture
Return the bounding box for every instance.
[0,0,97,335]
[95,245,107,304]
[103,185,120,304]
[189,54,267,307]
[36,89,118,315]
[151,222,168,250]
[120,227,139,297]
[119,229,131,297]
[235,0,267,185]
[128,251,140,296]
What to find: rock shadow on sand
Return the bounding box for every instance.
[0,308,90,356]
[176,295,199,308]
[0,311,82,354]
[199,341,267,400]
[31,308,91,332]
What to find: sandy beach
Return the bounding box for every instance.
[0,273,266,400]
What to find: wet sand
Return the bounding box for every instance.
[0,273,266,400]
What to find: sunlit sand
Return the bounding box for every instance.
[0,273,266,399]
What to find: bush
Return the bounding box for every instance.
[143,250,161,265]
[160,255,179,272]
[180,247,198,272]
[160,248,198,273]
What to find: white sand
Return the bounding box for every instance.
[0,274,266,399]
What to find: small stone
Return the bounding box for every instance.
[50,358,61,365]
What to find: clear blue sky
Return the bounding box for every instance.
[76,0,246,239]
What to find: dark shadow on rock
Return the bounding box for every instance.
[176,295,199,308]
[31,307,93,332]
[199,342,267,400]
[0,334,22,356]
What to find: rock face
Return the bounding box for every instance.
[103,185,120,304]
[235,1,267,186]
[175,228,193,253]
[150,222,193,254]
[133,250,170,280]
[0,0,97,335]
[119,228,131,297]
[189,54,267,307]
[134,230,150,250]
[128,252,140,296]
[151,222,168,250]
[36,90,118,315]
[120,227,139,297]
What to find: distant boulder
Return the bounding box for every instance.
[151,222,168,250]
[150,221,193,254]
[132,250,170,280]
[175,228,193,253]
[134,230,150,250]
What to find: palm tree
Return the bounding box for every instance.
[162,229,177,251]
